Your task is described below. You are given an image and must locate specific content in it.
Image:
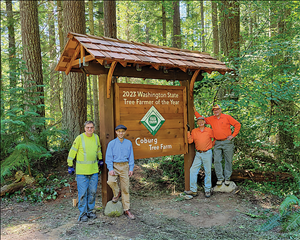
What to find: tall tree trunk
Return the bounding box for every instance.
[162,1,167,46]
[200,1,205,52]
[6,0,17,109]
[56,0,64,120]
[219,0,240,59]
[277,5,294,157]
[62,0,87,142]
[98,1,104,36]
[217,0,240,101]
[57,1,64,54]
[211,0,219,57]
[88,0,100,135]
[20,1,45,119]
[48,1,58,124]
[172,1,181,49]
[104,0,117,38]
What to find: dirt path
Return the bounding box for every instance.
[1,186,293,240]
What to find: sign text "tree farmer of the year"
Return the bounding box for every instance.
[122,91,180,105]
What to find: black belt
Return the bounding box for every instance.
[197,149,210,153]
[216,138,227,141]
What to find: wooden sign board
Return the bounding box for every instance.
[114,83,188,159]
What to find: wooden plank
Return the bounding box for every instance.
[83,62,206,81]
[72,55,95,67]
[181,80,195,191]
[114,83,187,160]
[106,61,117,98]
[98,74,114,206]
[189,69,200,99]
[65,43,80,75]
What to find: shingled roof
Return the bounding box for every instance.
[55,32,231,79]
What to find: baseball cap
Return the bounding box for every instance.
[115,124,127,131]
[197,116,205,120]
[212,104,221,110]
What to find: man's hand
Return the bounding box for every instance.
[227,135,234,141]
[109,170,116,176]
[68,167,75,175]
[128,171,133,177]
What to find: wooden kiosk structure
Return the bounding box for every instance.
[55,32,232,205]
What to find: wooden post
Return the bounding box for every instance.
[181,79,196,191]
[98,74,114,206]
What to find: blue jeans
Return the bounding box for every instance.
[190,149,212,192]
[76,173,98,221]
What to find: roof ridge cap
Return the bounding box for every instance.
[101,36,118,42]
[85,34,105,40]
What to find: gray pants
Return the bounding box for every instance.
[214,140,234,181]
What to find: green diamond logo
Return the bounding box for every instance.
[141,106,165,136]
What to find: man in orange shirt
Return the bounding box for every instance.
[194,104,241,186]
[185,116,215,198]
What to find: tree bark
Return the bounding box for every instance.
[217,1,240,101]
[200,1,205,52]
[104,0,117,38]
[219,0,240,59]
[211,0,219,58]
[98,1,104,36]
[88,0,100,135]
[6,0,17,110]
[172,1,181,49]
[277,5,295,157]
[62,0,87,142]
[20,1,45,119]
[48,1,59,124]
[162,1,167,46]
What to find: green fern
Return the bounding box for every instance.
[257,213,282,232]
[0,149,29,183]
[1,141,48,183]
[282,210,300,232]
[280,195,300,214]
[259,195,300,233]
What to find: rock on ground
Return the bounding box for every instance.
[104,200,123,217]
[213,181,237,193]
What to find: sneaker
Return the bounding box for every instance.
[224,180,230,186]
[87,212,97,219]
[180,193,193,200]
[205,191,211,198]
[184,190,198,197]
[216,180,223,186]
[79,214,88,222]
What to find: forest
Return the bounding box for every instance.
[1,0,300,236]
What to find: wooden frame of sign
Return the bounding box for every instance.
[114,83,188,159]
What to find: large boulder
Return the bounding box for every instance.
[213,181,237,193]
[104,200,123,217]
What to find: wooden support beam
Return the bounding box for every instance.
[98,74,114,206]
[181,80,195,191]
[72,55,95,67]
[83,62,203,81]
[107,61,117,99]
[80,45,84,64]
[119,61,127,68]
[96,59,104,65]
[65,44,80,75]
[189,69,200,100]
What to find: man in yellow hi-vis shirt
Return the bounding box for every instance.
[67,121,102,222]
